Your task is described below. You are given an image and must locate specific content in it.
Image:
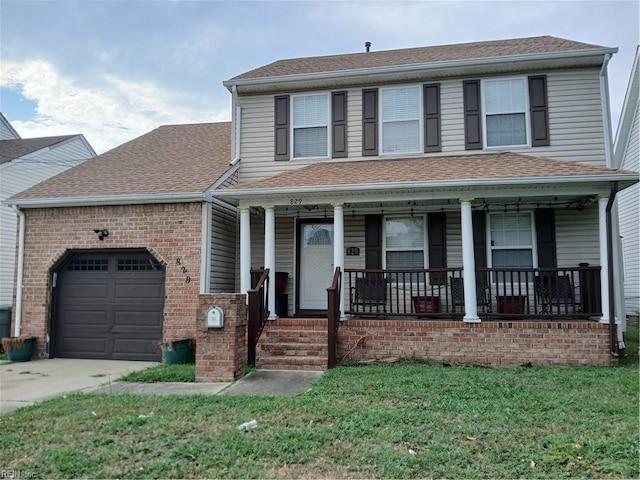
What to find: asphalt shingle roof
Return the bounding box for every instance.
[11,122,231,200]
[225,153,633,191]
[230,36,607,81]
[0,136,77,165]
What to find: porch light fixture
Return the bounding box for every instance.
[93,228,109,241]
[302,205,318,212]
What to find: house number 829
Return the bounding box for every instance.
[290,199,303,205]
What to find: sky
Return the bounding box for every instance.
[1,0,638,154]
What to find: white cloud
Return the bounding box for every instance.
[1,60,229,154]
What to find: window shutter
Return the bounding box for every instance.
[365,215,382,269]
[528,75,550,147]
[463,80,483,150]
[362,88,378,156]
[423,83,441,153]
[535,209,557,267]
[428,212,447,284]
[332,91,347,158]
[472,211,487,269]
[274,95,290,161]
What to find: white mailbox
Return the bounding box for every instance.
[206,306,224,328]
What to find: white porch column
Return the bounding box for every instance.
[264,205,277,320]
[333,203,345,319]
[598,195,610,324]
[460,199,480,322]
[239,206,252,300]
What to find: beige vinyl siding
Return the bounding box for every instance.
[0,137,94,305]
[445,211,463,268]
[209,200,237,293]
[618,109,640,314]
[555,206,600,267]
[236,68,606,184]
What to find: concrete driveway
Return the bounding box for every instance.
[0,358,159,414]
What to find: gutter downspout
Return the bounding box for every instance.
[12,205,25,337]
[606,182,619,357]
[600,53,614,168]
[230,85,241,166]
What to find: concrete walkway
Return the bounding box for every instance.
[1,359,323,414]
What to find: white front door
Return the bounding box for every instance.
[299,222,334,310]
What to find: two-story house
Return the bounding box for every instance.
[216,36,638,368]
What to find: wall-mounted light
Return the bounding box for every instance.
[94,228,109,241]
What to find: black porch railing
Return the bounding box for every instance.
[345,265,602,320]
[327,267,342,369]
[247,268,270,367]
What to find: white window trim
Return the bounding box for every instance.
[481,76,530,149]
[382,215,428,285]
[291,92,330,160]
[379,84,423,156]
[486,211,538,280]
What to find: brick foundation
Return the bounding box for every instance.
[195,294,247,381]
[338,319,615,366]
[13,203,204,358]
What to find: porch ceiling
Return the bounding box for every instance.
[216,153,638,207]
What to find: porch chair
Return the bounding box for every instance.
[534,274,581,314]
[450,276,490,313]
[351,275,388,315]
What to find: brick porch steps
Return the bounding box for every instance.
[257,318,328,370]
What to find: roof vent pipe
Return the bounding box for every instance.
[365,41,371,53]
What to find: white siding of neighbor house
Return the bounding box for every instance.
[0,137,95,306]
[237,68,606,183]
[209,200,237,293]
[618,110,640,315]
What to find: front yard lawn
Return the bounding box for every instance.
[1,349,638,479]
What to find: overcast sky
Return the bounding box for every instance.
[1,0,638,154]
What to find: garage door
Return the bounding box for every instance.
[54,251,165,361]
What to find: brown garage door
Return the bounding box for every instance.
[54,251,165,361]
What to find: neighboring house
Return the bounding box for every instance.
[614,47,640,317]
[5,122,237,361]
[216,35,638,368]
[0,113,96,315]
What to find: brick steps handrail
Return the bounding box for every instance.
[247,268,270,367]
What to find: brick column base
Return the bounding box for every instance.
[195,294,247,382]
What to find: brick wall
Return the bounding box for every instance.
[13,203,204,357]
[195,294,247,381]
[338,320,615,366]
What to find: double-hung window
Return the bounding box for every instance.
[381,86,421,154]
[489,212,535,281]
[483,78,528,147]
[292,94,329,158]
[384,216,426,282]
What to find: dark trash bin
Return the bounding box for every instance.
[0,306,12,353]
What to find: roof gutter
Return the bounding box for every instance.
[215,173,638,199]
[11,206,25,337]
[4,192,205,209]
[224,47,618,89]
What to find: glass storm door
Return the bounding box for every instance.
[299,222,334,310]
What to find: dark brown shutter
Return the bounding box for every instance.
[535,209,557,267]
[362,88,378,156]
[423,83,441,153]
[274,95,290,161]
[365,215,382,269]
[472,211,487,269]
[463,80,483,150]
[332,91,347,158]
[428,212,447,284]
[528,75,550,147]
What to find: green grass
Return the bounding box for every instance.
[117,363,195,383]
[1,361,637,479]
[620,325,639,367]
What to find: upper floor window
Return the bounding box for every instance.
[292,94,328,158]
[381,86,421,154]
[483,78,528,147]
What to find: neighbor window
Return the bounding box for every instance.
[381,86,421,154]
[384,216,425,281]
[483,78,528,147]
[489,212,535,281]
[292,94,328,158]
